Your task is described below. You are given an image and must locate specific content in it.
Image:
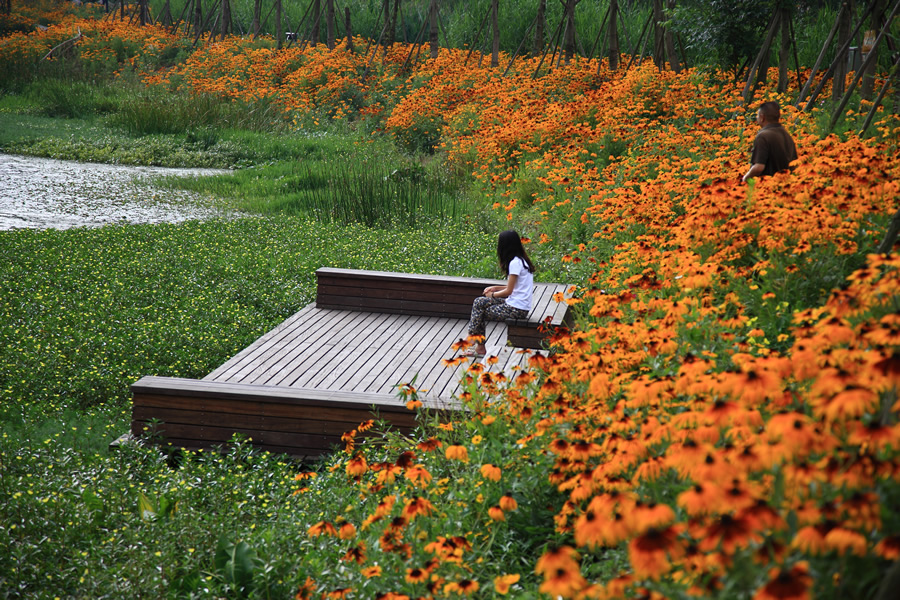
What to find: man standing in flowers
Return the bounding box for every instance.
[742,101,798,182]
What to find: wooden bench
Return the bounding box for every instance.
[125,376,453,460]
[315,267,572,348]
[122,268,573,459]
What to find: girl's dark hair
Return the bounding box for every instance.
[497,230,536,276]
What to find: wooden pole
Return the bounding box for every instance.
[625,10,653,71]
[796,3,845,107]
[861,0,888,99]
[533,9,565,77]
[533,0,545,57]
[464,5,492,66]
[276,0,282,49]
[326,0,335,49]
[859,53,900,136]
[311,0,320,47]
[804,0,878,111]
[830,0,900,129]
[194,0,203,38]
[608,0,619,70]
[253,0,277,40]
[561,0,579,65]
[429,0,438,59]
[170,0,193,34]
[503,8,539,76]
[588,4,611,59]
[219,0,230,40]
[777,5,790,92]
[832,0,855,102]
[344,7,353,52]
[742,9,780,104]
[491,0,499,68]
[251,0,260,37]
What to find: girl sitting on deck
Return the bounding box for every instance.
[465,230,536,358]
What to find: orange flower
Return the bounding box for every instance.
[445,445,469,463]
[481,463,502,481]
[696,513,763,554]
[499,493,518,511]
[875,535,900,560]
[308,521,337,537]
[677,483,723,517]
[338,522,357,540]
[628,525,685,580]
[627,502,676,535]
[404,464,433,488]
[488,506,505,521]
[417,437,442,452]
[535,546,581,577]
[361,565,382,578]
[753,563,812,600]
[345,454,368,477]
[342,542,366,564]
[493,573,520,595]
[443,579,479,595]
[402,496,435,520]
[824,526,868,556]
[405,567,429,583]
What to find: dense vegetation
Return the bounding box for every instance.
[2,1,900,599]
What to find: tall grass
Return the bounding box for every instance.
[296,156,470,226]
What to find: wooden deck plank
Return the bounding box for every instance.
[208,306,348,384]
[422,320,504,398]
[236,310,370,387]
[204,304,319,382]
[345,314,429,394]
[278,311,395,388]
[328,313,427,392]
[365,316,457,396]
[373,318,463,398]
[301,313,410,390]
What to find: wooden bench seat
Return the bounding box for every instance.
[315,267,572,348]
[122,268,573,459]
[127,376,454,460]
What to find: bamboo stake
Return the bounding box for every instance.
[803,0,878,111]
[829,0,900,130]
[795,2,844,107]
[464,5,492,66]
[625,10,653,71]
[742,9,781,104]
[503,9,539,77]
[859,53,900,136]
[587,3,611,59]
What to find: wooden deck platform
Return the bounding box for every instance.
[127,269,573,458]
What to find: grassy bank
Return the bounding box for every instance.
[0,218,497,598]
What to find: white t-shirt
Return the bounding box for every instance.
[506,256,533,312]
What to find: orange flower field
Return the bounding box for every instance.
[3,6,900,598]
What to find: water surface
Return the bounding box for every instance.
[0,153,232,230]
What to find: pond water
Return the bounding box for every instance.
[0,153,233,231]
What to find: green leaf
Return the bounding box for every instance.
[137,491,156,522]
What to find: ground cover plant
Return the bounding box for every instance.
[2,1,900,599]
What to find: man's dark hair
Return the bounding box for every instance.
[759,101,781,122]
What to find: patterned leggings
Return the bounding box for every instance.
[467,297,528,337]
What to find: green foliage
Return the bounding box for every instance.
[27,78,123,119]
[0,217,495,598]
[670,0,774,74]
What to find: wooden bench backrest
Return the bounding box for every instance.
[316,267,497,320]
